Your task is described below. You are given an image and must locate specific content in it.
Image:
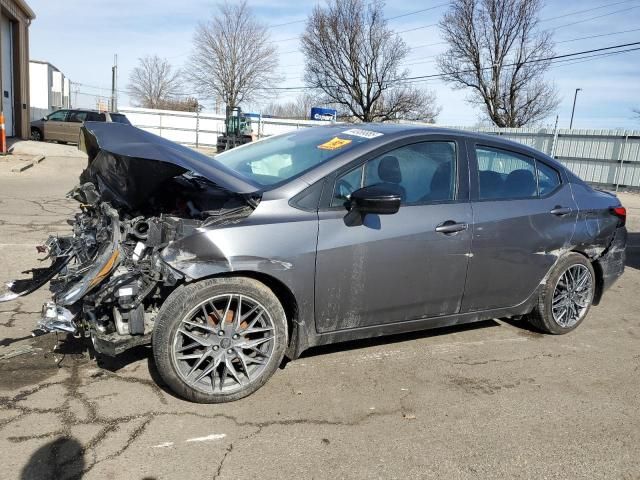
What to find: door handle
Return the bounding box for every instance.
[549,206,572,216]
[435,221,468,234]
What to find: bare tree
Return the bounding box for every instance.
[263,93,318,119]
[438,0,559,127]
[301,0,439,123]
[128,55,182,109]
[156,97,201,112]
[186,0,280,111]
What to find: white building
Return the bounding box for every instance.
[29,59,70,120]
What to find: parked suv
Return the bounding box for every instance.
[30,109,131,143]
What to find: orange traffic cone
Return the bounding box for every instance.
[0,113,6,154]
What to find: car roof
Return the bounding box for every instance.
[56,108,123,115]
[307,122,558,160]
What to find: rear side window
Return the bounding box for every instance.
[109,113,131,125]
[476,147,537,200]
[476,146,563,200]
[537,161,561,196]
[67,111,87,123]
[87,112,106,122]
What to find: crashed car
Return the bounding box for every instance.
[0,122,627,403]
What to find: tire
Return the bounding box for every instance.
[525,252,596,334]
[152,277,288,403]
[31,128,42,141]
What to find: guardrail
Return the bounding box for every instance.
[119,106,640,190]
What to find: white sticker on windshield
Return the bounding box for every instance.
[342,128,383,139]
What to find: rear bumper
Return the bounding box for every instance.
[593,227,626,304]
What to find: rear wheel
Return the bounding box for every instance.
[525,253,595,334]
[152,277,288,403]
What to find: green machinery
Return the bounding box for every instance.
[216,106,254,152]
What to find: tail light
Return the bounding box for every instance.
[610,206,626,226]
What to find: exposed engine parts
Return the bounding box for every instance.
[1,173,255,355]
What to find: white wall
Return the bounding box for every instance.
[29,62,49,109]
[119,106,332,146]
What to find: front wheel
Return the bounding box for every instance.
[152,277,288,403]
[525,253,595,334]
[31,128,42,141]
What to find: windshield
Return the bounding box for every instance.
[213,127,379,186]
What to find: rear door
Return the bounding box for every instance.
[314,137,472,332]
[64,110,88,143]
[43,110,69,141]
[461,142,578,312]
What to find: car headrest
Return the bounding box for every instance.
[479,170,503,194]
[378,155,402,184]
[504,169,536,197]
[431,162,451,191]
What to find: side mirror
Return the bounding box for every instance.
[350,184,401,215]
[41,117,47,121]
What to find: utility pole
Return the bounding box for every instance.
[569,88,581,129]
[111,54,118,112]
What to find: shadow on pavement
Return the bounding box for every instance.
[20,436,84,480]
[299,319,501,360]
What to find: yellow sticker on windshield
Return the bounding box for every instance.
[317,137,352,150]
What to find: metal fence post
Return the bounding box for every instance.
[159,114,162,137]
[550,115,559,158]
[615,131,629,192]
[195,110,200,148]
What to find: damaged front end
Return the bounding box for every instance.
[0,123,259,355]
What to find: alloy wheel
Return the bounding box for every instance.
[551,264,594,328]
[171,294,275,395]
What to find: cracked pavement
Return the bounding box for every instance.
[0,141,639,479]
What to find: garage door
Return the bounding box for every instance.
[1,16,14,137]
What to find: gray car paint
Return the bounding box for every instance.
[3,122,623,360]
[158,125,626,360]
[460,138,580,312]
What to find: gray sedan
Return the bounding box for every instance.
[0,123,627,403]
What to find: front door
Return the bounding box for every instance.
[461,143,578,312]
[315,139,472,332]
[43,110,69,141]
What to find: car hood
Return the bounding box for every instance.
[79,122,259,195]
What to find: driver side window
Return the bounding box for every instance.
[47,110,68,122]
[331,141,457,207]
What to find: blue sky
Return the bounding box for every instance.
[27,0,640,128]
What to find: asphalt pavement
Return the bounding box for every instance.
[0,141,639,480]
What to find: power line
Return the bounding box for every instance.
[556,27,640,44]
[549,5,640,30]
[268,2,449,30]
[264,41,640,91]
[402,41,640,82]
[351,46,640,87]
[268,19,306,29]
[396,23,438,34]
[387,3,449,20]
[541,0,637,22]
[279,26,640,74]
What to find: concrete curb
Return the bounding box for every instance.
[10,154,45,173]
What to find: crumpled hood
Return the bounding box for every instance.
[79,122,259,195]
